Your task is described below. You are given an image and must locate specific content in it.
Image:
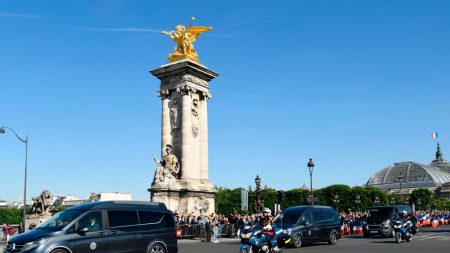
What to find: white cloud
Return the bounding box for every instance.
[0,12,40,18]
[74,27,163,33]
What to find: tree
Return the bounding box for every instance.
[0,208,22,224]
[214,187,242,216]
[409,188,433,210]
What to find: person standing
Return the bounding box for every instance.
[5,224,14,242]
[18,222,25,234]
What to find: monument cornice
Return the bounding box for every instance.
[150,59,219,83]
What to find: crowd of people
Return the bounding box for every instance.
[173,208,271,242]
[338,208,450,234]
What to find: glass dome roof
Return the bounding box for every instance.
[366,162,450,190]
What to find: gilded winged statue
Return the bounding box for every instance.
[161,17,212,63]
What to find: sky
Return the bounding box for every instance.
[1,0,450,202]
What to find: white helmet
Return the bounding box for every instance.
[402,210,407,215]
[262,207,272,216]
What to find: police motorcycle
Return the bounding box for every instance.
[239,210,290,253]
[392,211,413,243]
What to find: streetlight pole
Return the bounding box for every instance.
[0,126,28,229]
[307,158,315,206]
[374,196,380,205]
[398,173,403,194]
[355,195,361,211]
[254,175,263,213]
[333,194,340,211]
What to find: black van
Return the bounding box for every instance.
[5,201,177,253]
[363,205,411,238]
[274,206,341,248]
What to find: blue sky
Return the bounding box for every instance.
[1,0,449,202]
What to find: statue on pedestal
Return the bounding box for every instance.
[30,190,52,216]
[152,144,181,183]
[161,17,212,63]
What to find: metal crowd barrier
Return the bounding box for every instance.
[176,223,239,239]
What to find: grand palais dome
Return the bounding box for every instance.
[366,143,450,192]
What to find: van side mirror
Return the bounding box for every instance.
[301,220,309,226]
[77,227,89,234]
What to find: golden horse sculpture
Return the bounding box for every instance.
[161,17,212,63]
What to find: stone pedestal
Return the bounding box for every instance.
[148,60,218,215]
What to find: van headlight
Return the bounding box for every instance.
[23,238,48,251]
[283,228,292,235]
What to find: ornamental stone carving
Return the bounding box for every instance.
[192,99,199,137]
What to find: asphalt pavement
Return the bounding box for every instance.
[1,225,449,253]
[179,225,450,253]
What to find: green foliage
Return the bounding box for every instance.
[409,188,433,210]
[0,208,22,224]
[282,189,309,208]
[215,187,243,215]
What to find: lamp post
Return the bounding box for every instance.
[398,173,404,194]
[374,196,380,205]
[0,126,28,229]
[333,194,340,211]
[355,195,361,211]
[390,196,396,205]
[254,175,263,213]
[307,158,315,205]
[416,198,422,211]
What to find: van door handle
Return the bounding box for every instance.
[110,231,118,235]
[98,232,104,235]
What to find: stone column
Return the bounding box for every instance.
[181,89,194,181]
[199,95,209,182]
[160,92,171,155]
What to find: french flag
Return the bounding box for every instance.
[431,132,439,139]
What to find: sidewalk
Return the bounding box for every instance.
[0,241,5,253]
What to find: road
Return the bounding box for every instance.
[179,225,450,253]
[1,225,449,253]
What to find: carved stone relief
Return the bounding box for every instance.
[191,99,199,137]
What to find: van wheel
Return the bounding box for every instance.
[148,242,167,253]
[328,230,338,245]
[293,234,302,248]
[50,249,68,253]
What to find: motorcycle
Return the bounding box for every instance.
[392,219,412,243]
[239,225,290,253]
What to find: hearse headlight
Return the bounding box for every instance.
[23,238,48,251]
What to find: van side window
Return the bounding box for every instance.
[302,211,313,223]
[108,211,139,231]
[324,210,335,220]
[139,211,169,229]
[313,211,325,222]
[78,211,103,232]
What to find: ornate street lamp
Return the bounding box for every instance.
[355,195,361,211]
[416,198,422,210]
[333,194,340,211]
[0,126,28,229]
[374,196,380,205]
[254,175,263,213]
[398,173,404,193]
[307,158,315,205]
[390,196,396,205]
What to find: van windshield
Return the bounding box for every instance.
[39,210,83,229]
[274,210,305,224]
[368,208,393,219]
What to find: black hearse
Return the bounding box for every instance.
[5,201,177,253]
[274,206,341,248]
[363,205,411,238]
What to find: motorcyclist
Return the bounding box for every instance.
[260,207,278,252]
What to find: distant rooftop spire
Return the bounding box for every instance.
[434,142,444,162]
